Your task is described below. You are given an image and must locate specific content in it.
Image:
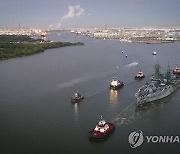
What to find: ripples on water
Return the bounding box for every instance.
[56,61,138,89]
[1,31,180,153]
[112,102,139,126]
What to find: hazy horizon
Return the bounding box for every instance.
[0,0,180,29]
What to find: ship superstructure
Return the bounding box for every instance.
[135,64,180,106]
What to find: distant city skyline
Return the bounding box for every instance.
[0,0,180,28]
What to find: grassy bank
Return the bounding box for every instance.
[0,35,84,60]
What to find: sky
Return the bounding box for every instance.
[0,0,180,28]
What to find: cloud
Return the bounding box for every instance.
[87,13,92,16]
[58,5,85,28]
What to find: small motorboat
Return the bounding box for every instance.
[88,116,115,141]
[71,91,84,103]
[173,65,180,75]
[110,77,124,90]
[153,51,157,55]
[135,70,145,79]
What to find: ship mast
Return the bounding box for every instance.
[166,62,171,83]
[153,63,161,80]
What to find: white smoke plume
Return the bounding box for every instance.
[58,5,85,28]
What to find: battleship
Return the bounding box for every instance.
[135,64,180,106]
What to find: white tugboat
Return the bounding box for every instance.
[153,51,157,55]
[135,70,145,80]
[88,116,115,140]
[110,77,124,90]
[71,91,84,103]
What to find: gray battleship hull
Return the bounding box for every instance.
[136,81,180,106]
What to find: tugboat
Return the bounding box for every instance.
[135,70,145,80]
[88,116,115,140]
[173,65,180,75]
[110,77,124,90]
[153,51,157,55]
[71,91,84,103]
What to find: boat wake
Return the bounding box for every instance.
[123,61,138,68]
[111,102,137,126]
[56,75,93,89]
[56,61,138,89]
[114,114,135,125]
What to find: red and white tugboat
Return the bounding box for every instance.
[173,65,180,75]
[71,91,84,103]
[110,77,124,90]
[135,70,145,80]
[88,116,115,140]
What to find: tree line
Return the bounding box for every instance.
[0,35,84,60]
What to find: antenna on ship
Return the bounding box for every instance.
[166,61,171,82]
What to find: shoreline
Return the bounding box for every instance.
[0,35,84,60]
[130,40,174,44]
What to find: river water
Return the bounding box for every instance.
[0,31,180,154]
